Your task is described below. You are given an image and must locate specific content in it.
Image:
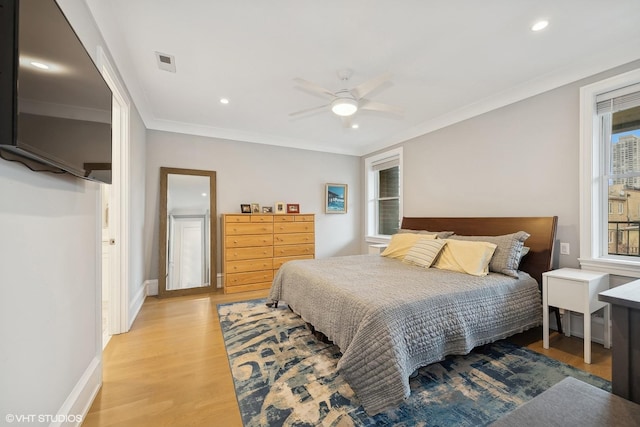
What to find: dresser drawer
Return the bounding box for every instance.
[225,246,273,261]
[274,244,314,257]
[225,223,274,235]
[273,255,314,270]
[224,282,272,293]
[226,270,274,287]
[273,215,295,222]
[225,258,273,273]
[295,215,314,222]
[274,222,315,233]
[274,232,314,245]
[251,215,273,223]
[225,234,273,248]
[224,215,251,223]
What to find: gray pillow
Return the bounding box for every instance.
[398,228,454,239]
[449,231,530,278]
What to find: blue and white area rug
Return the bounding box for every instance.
[218,299,610,427]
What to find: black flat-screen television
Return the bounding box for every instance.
[0,0,113,184]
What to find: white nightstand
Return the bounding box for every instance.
[368,244,388,255]
[542,268,611,363]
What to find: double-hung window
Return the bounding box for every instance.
[580,68,640,275]
[365,147,402,242]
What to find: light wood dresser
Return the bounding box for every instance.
[222,213,315,293]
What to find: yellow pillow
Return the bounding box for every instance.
[432,239,497,276]
[381,233,435,259]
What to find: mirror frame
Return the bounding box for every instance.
[158,167,217,298]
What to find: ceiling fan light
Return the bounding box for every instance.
[331,98,358,116]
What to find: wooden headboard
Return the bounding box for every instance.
[400,216,558,285]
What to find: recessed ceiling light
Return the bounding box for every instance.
[220,98,229,105]
[30,61,50,70]
[201,192,207,197]
[351,124,359,129]
[531,20,549,32]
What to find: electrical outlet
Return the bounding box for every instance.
[560,242,570,255]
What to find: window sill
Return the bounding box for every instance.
[578,257,640,278]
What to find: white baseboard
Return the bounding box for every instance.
[52,356,101,427]
[128,280,148,330]
[561,311,607,346]
[145,279,158,296]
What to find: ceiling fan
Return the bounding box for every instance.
[290,69,403,120]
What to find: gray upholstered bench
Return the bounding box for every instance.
[490,376,640,426]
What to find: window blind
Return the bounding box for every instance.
[372,158,399,171]
[596,83,640,114]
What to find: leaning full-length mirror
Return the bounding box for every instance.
[159,167,217,298]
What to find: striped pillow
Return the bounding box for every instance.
[403,238,447,268]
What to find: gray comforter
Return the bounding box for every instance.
[267,254,542,415]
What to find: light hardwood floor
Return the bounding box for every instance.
[83,291,612,426]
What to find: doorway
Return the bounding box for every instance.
[98,47,130,345]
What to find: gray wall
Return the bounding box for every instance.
[391,59,640,270]
[144,130,362,282]
[0,0,147,418]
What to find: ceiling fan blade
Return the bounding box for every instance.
[351,72,392,99]
[293,78,336,98]
[289,104,330,117]
[359,99,404,115]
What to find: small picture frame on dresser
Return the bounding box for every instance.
[262,206,273,213]
[286,203,300,214]
[240,204,251,214]
[251,203,260,213]
[275,202,286,214]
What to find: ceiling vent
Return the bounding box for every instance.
[155,51,176,73]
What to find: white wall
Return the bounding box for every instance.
[391,59,640,270]
[144,130,361,282]
[127,106,148,324]
[0,0,147,423]
[0,163,100,424]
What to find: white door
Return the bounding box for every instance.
[169,218,205,289]
[101,183,112,349]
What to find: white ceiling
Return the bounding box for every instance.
[85,0,640,156]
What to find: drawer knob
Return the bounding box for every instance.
[233,240,238,243]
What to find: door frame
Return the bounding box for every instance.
[98,47,130,336]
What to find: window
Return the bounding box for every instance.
[580,68,640,277]
[365,147,403,242]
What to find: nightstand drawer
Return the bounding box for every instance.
[547,277,585,312]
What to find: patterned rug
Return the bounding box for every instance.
[218,299,610,427]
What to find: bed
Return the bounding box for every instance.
[267,216,558,415]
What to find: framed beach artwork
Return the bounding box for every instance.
[325,183,347,214]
